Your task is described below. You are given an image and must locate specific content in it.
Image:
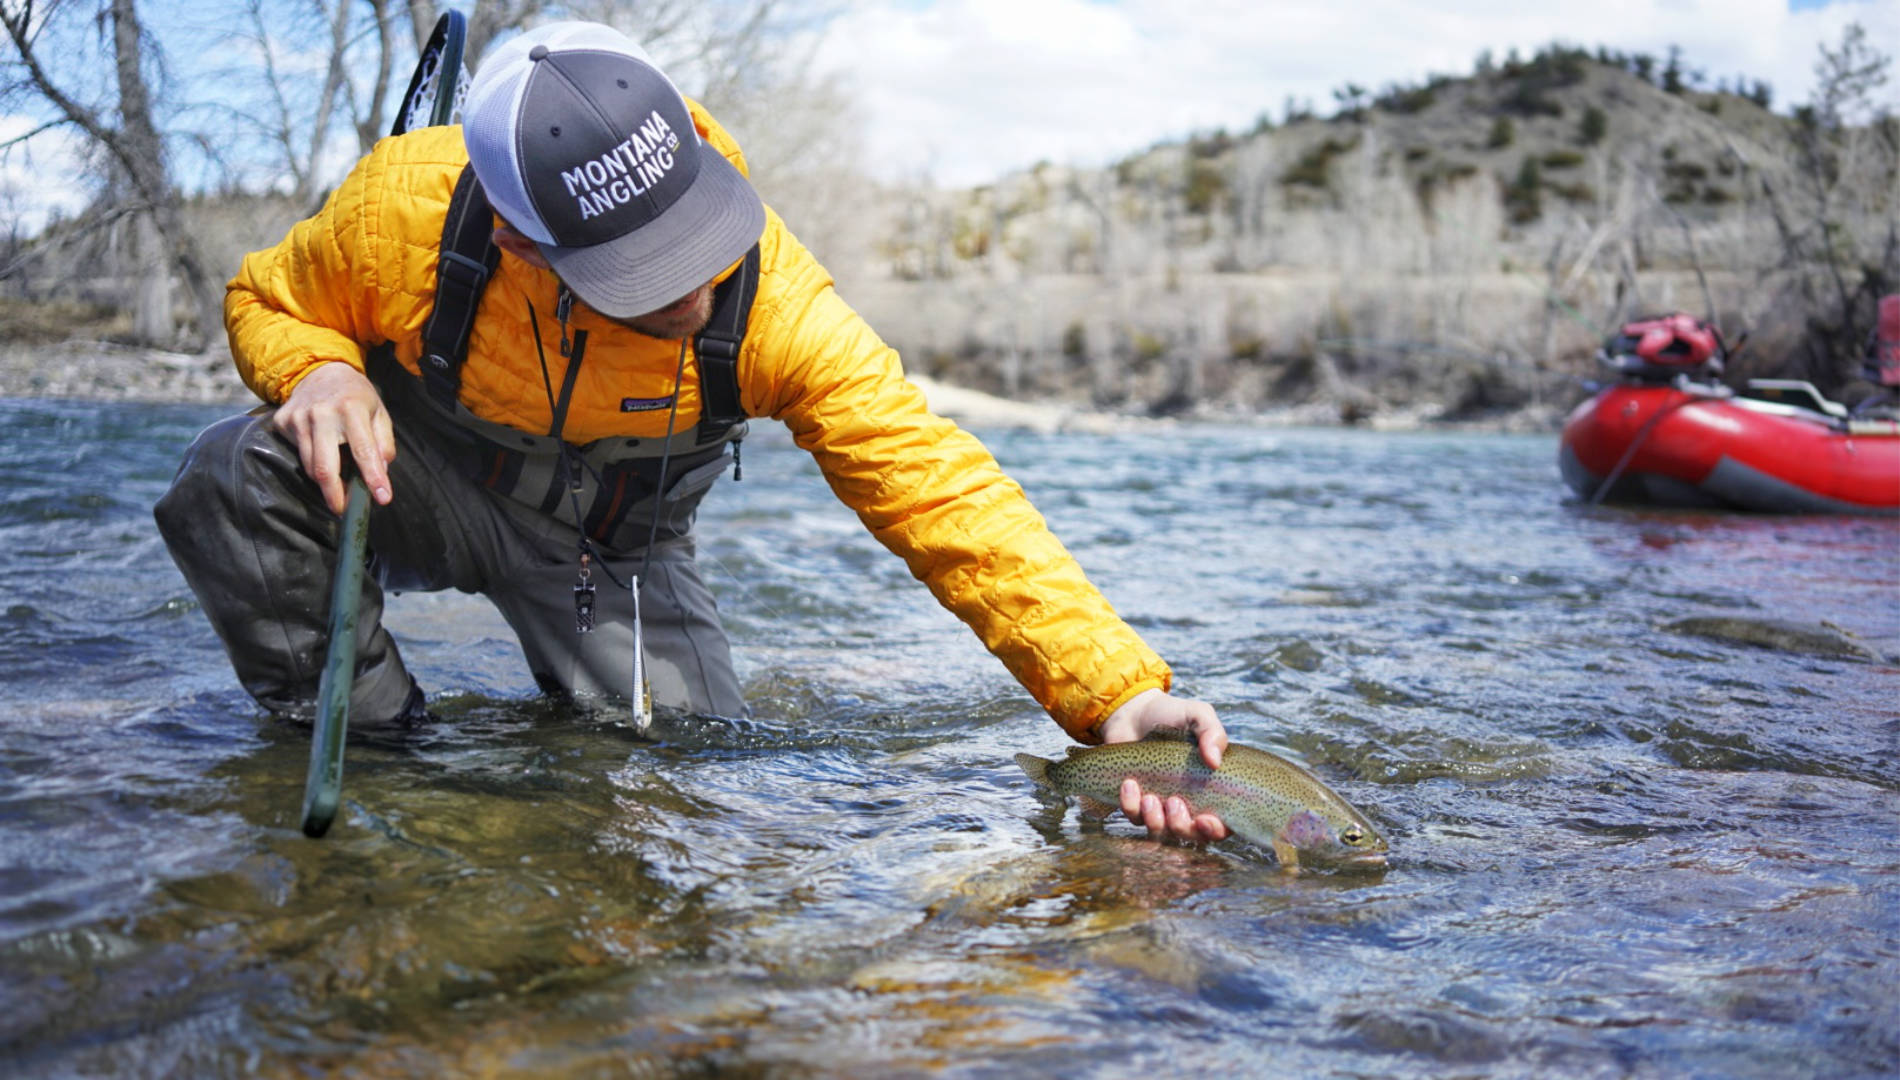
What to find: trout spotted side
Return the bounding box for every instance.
[1014,736,1388,870]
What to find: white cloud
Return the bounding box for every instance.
[0,116,94,235]
[816,0,1900,186]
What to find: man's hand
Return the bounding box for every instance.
[273,362,397,515]
[1098,688,1230,844]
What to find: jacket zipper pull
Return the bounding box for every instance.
[556,286,574,358]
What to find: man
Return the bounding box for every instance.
[155,22,1228,843]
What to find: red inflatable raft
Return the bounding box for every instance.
[1559,310,1900,515]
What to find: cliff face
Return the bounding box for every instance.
[827,55,1892,427]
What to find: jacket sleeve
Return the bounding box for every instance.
[224,136,444,404]
[746,221,1171,740]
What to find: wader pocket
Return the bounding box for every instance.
[656,452,731,537]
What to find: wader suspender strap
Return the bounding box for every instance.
[420,166,500,410]
[419,165,761,435]
[694,244,762,442]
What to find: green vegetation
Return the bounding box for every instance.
[1281,135,1361,189]
[1413,160,1480,209]
[1578,105,1607,145]
[1661,46,1689,95]
[1498,44,1589,117]
[1506,156,1543,222]
[1184,160,1227,214]
[1332,83,1370,122]
[1547,180,1596,204]
[1374,80,1442,115]
[1487,116,1516,149]
[1062,321,1087,359]
[1188,130,1235,158]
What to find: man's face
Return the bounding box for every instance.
[491,225,720,342]
[613,281,716,341]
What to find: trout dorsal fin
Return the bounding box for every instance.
[1140,728,1195,743]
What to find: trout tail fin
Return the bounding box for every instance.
[1013,753,1055,786]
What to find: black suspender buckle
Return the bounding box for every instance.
[696,334,742,361]
[436,250,491,291]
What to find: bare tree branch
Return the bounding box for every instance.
[1,0,223,345]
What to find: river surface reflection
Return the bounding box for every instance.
[1,398,1895,1077]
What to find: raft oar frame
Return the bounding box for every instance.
[300,9,467,837]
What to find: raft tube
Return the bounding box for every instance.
[1559,384,1900,514]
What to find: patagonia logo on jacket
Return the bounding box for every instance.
[621,396,674,413]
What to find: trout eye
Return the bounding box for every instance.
[1342,826,1366,846]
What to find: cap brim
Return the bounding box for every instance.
[540,145,765,319]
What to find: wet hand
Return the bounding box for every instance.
[1098,689,1230,843]
[273,362,396,515]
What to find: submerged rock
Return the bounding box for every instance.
[1662,616,1886,662]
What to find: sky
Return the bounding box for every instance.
[809,0,1900,186]
[3,0,1896,230]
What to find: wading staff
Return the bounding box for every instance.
[301,473,371,837]
[300,9,469,837]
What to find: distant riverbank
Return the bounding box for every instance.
[0,340,247,406]
[0,337,1568,434]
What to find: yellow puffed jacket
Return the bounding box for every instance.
[224,103,1170,741]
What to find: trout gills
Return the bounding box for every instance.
[1014,735,1388,870]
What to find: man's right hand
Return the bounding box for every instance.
[273,361,397,515]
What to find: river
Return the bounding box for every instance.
[1,396,1895,1078]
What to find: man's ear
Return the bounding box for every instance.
[492,225,552,269]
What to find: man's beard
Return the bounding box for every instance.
[618,283,716,341]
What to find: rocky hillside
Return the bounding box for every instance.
[3,46,1891,429]
[827,47,1892,427]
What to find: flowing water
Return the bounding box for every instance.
[1,396,1896,1078]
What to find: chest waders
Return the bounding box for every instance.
[365,164,761,731]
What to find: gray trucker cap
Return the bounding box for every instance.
[462,22,765,318]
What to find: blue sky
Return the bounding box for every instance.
[811,0,1900,186]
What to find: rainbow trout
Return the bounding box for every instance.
[1014,735,1387,870]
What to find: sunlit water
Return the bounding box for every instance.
[1,396,1895,1078]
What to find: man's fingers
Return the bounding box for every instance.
[272,362,390,513]
[1122,780,1228,843]
[1188,706,1228,770]
[372,405,397,502]
[342,407,393,505]
[1194,812,1229,842]
[303,418,348,515]
[1198,724,1227,770]
[1140,793,1165,839]
[1163,796,1195,839]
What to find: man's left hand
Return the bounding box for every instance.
[1097,689,1230,844]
